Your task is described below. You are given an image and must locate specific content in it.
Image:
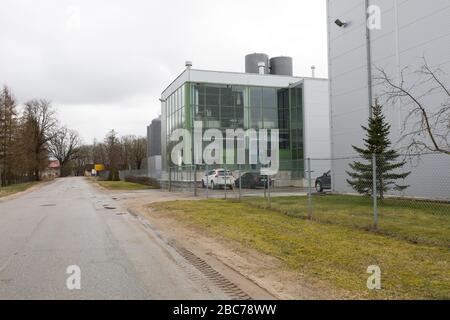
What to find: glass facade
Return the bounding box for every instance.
[165,85,185,138]
[164,82,304,173]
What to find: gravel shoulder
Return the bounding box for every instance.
[124,190,346,299]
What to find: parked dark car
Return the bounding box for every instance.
[234,172,274,189]
[315,170,331,192]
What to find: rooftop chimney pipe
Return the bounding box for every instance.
[258,62,266,75]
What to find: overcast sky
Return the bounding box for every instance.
[0,0,328,143]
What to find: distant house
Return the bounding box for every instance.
[41,160,61,180]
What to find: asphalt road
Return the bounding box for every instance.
[0,177,230,299]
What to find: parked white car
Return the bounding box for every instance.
[201,169,235,190]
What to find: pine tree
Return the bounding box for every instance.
[0,86,18,186]
[346,101,411,199]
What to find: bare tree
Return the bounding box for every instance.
[92,139,107,165]
[120,135,147,170]
[21,99,59,180]
[48,126,81,175]
[104,130,121,180]
[0,86,18,185]
[130,137,147,170]
[120,135,134,170]
[375,57,450,155]
[72,144,93,176]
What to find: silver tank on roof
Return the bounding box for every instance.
[270,56,293,76]
[245,53,269,74]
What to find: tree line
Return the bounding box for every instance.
[0,86,147,186]
[87,129,147,181]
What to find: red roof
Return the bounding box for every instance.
[48,160,60,168]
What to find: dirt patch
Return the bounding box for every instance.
[126,193,350,299]
[0,180,53,203]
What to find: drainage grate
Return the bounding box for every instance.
[40,204,56,207]
[169,242,251,300]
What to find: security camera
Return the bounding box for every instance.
[334,19,348,28]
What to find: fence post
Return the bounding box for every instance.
[268,175,271,208]
[224,166,227,200]
[205,165,209,199]
[194,164,197,197]
[168,166,172,192]
[264,171,267,199]
[372,153,378,229]
[307,157,312,219]
[238,166,242,202]
[187,165,190,192]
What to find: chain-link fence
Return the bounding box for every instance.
[118,169,148,180]
[0,173,36,188]
[258,153,448,246]
[159,153,449,244]
[160,159,308,199]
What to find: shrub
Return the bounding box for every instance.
[108,169,120,181]
[124,176,160,189]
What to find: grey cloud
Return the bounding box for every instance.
[0,0,327,141]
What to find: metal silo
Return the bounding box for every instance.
[245,53,269,74]
[269,56,293,76]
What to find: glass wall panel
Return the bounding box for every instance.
[262,107,278,129]
[250,106,262,128]
[166,82,304,169]
[233,87,245,107]
[205,94,219,106]
[220,87,233,107]
[235,106,244,127]
[250,87,262,107]
[233,86,246,128]
[262,88,277,107]
[290,85,303,163]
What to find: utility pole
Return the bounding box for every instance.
[372,153,378,229]
[365,0,374,118]
[307,158,312,219]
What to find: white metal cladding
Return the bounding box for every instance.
[161,69,327,100]
[327,0,450,199]
[303,79,331,178]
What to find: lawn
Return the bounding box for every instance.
[243,195,450,248]
[96,180,154,190]
[148,198,450,299]
[0,182,39,198]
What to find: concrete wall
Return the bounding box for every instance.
[303,79,332,180]
[327,0,450,199]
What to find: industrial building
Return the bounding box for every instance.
[160,54,330,186]
[146,116,162,179]
[327,0,450,199]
